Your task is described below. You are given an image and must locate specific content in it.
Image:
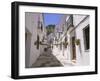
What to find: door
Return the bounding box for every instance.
[72,37,76,60]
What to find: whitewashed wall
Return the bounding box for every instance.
[25,13,45,67]
[75,16,89,65]
[73,15,87,27]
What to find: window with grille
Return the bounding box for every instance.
[83,25,90,50]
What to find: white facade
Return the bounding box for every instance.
[66,15,90,66]
[52,14,90,66]
[25,12,46,68]
[52,15,71,66]
[74,15,90,65]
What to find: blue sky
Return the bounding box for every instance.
[43,13,63,27]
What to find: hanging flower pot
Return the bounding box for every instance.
[75,39,80,45]
[39,41,42,45]
[34,41,42,45]
[63,41,68,48]
[44,48,47,52]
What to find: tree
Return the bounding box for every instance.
[46,24,55,35]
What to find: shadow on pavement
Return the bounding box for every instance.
[31,48,63,68]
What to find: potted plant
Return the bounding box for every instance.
[63,41,68,48]
[75,39,80,45]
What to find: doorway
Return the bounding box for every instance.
[71,37,76,60]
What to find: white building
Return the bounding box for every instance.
[72,15,90,65]
[52,14,90,66]
[52,15,71,66]
[25,12,46,68]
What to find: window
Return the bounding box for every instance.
[38,20,40,29]
[41,22,43,31]
[65,37,67,42]
[83,25,90,50]
[37,35,40,49]
[38,21,43,31]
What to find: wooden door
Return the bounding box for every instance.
[72,37,76,60]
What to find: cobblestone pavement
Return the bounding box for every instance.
[31,48,63,68]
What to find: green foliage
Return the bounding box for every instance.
[46,24,55,35]
[75,39,80,45]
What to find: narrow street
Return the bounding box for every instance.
[31,48,63,67]
[31,46,74,68]
[25,12,90,68]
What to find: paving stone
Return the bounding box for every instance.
[31,49,63,67]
